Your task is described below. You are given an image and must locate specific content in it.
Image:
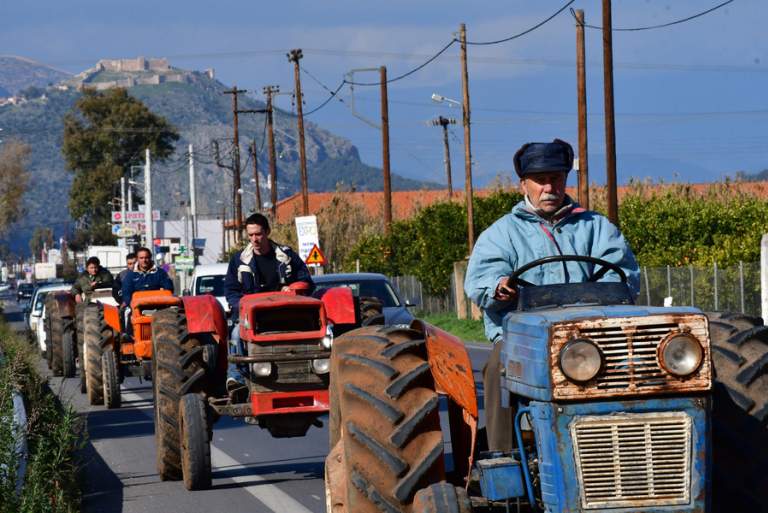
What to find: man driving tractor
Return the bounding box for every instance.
[121,247,174,339]
[224,212,314,401]
[464,138,640,452]
[71,256,114,303]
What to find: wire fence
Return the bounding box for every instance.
[391,261,763,318]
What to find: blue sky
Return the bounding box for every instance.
[2,0,767,188]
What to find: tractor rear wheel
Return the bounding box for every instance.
[359,297,385,326]
[326,325,445,513]
[412,483,471,513]
[152,307,211,481]
[102,346,121,409]
[62,317,76,378]
[84,304,107,405]
[76,302,87,393]
[708,312,768,512]
[180,393,212,490]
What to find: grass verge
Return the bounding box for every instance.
[0,320,83,513]
[419,312,488,343]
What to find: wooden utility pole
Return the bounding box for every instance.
[431,116,457,198]
[575,9,590,209]
[459,23,475,252]
[601,0,618,224]
[380,66,393,236]
[250,140,262,212]
[288,49,309,216]
[223,85,247,241]
[263,86,280,220]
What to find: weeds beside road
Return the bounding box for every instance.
[420,312,487,344]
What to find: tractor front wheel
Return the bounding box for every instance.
[49,301,64,377]
[180,393,212,490]
[76,302,87,393]
[102,346,121,409]
[84,304,107,405]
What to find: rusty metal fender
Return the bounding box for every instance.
[412,319,478,485]
[50,291,76,318]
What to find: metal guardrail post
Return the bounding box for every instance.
[643,266,651,305]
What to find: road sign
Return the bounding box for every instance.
[305,244,327,266]
[116,226,138,238]
[112,223,143,237]
[295,215,319,262]
[111,209,160,223]
[175,256,194,271]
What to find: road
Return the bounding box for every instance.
[1,297,491,513]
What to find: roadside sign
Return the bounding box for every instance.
[111,209,160,223]
[305,244,327,266]
[116,226,138,238]
[175,256,194,271]
[294,215,319,262]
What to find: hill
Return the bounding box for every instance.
[0,55,71,97]
[0,58,438,255]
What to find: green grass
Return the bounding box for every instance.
[419,312,488,343]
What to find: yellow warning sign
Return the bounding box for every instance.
[305,244,327,266]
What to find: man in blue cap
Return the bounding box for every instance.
[464,139,640,451]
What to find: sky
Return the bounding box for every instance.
[2,0,767,189]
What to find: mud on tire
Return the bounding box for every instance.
[327,325,445,513]
[708,312,768,512]
[180,393,212,490]
[152,307,211,481]
[84,304,110,405]
[359,297,385,327]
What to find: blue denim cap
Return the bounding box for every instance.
[513,138,574,177]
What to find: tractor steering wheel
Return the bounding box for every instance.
[508,255,628,287]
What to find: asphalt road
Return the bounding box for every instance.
[2,296,491,513]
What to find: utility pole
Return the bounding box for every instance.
[380,66,393,237]
[144,148,153,250]
[120,176,126,231]
[263,86,280,220]
[251,140,262,211]
[288,49,309,216]
[430,116,457,198]
[188,143,198,262]
[601,0,618,225]
[459,23,475,252]
[575,9,590,210]
[223,85,247,241]
[221,205,226,255]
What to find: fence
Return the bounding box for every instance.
[391,261,763,319]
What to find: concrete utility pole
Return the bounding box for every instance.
[263,85,280,220]
[575,9,590,210]
[287,49,309,216]
[223,85,247,241]
[380,66,393,237]
[144,148,153,250]
[459,23,475,252]
[601,0,618,225]
[431,116,457,198]
[188,143,197,259]
[120,176,127,231]
[251,140,262,211]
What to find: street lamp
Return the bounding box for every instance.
[431,93,462,108]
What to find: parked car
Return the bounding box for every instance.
[312,272,416,325]
[187,263,230,313]
[17,283,34,303]
[26,282,71,335]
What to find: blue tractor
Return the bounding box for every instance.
[324,255,761,513]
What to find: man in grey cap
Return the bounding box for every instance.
[464,139,640,451]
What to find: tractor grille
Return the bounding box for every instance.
[551,314,710,400]
[248,341,326,391]
[571,412,691,509]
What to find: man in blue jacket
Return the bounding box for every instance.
[464,139,640,451]
[121,247,174,339]
[224,212,314,400]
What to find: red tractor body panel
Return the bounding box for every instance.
[182,294,230,374]
[239,292,328,343]
[318,287,356,325]
[250,389,330,416]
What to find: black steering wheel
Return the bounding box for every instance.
[508,255,628,287]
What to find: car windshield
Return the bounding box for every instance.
[20,284,34,292]
[33,291,49,312]
[316,279,401,307]
[195,275,225,296]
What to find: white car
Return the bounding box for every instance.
[188,263,230,313]
[27,283,71,335]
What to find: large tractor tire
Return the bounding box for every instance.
[48,300,64,377]
[326,325,445,513]
[412,483,471,513]
[180,393,212,490]
[708,312,768,512]
[84,304,109,405]
[152,307,212,482]
[102,346,122,409]
[61,316,77,378]
[359,296,385,326]
[76,302,87,393]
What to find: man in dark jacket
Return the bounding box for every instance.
[71,256,114,303]
[121,247,174,307]
[112,252,137,303]
[223,213,314,399]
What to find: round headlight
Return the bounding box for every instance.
[658,333,703,377]
[250,362,272,377]
[559,339,603,383]
[312,358,330,374]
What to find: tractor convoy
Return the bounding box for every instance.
[39,255,768,512]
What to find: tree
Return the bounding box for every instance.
[0,140,30,236]
[29,227,53,259]
[62,88,179,244]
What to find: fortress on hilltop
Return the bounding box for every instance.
[68,57,215,91]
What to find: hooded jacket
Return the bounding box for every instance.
[224,241,314,320]
[464,198,640,342]
[121,264,174,307]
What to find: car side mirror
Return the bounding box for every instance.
[405,299,419,308]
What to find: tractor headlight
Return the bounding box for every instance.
[559,338,603,383]
[250,362,272,377]
[658,333,703,377]
[321,324,334,349]
[312,358,330,374]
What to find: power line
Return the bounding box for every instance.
[571,0,735,32]
[466,0,576,45]
[343,39,457,86]
[301,67,346,116]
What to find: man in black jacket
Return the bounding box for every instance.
[112,252,137,303]
[223,213,314,400]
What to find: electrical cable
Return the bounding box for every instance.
[571,0,735,32]
[466,0,576,45]
[343,39,457,86]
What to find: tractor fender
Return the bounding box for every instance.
[51,291,76,318]
[182,295,229,377]
[413,319,478,485]
[101,303,121,334]
[318,287,356,326]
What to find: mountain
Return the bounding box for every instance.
[0,55,71,97]
[0,57,438,255]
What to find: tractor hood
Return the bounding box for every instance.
[505,304,701,331]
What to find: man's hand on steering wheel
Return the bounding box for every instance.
[494,276,518,302]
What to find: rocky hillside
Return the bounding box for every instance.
[0,56,71,97]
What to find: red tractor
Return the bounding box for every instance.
[153,283,368,490]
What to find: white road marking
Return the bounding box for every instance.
[119,387,314,513]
